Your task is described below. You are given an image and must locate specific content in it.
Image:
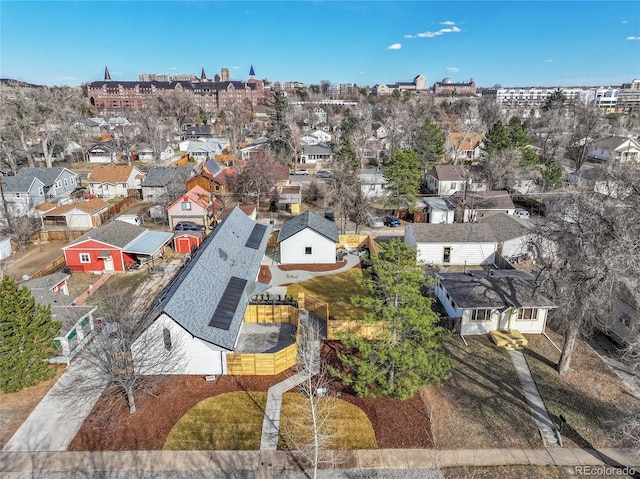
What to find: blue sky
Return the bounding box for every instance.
[1,1,639,88]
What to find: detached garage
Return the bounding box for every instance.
[173,231,204,254]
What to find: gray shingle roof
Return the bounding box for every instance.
[437,270,556,310]
[1,175,41,193]
[408,213,530,243]
[16,167,68,186]
[277,210,339,244]
[141,166,185,187]
[152,207,272,350]
[65,221,147,249]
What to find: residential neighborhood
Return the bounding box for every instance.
[0,52,639,478]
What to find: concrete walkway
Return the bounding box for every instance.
[2,356,107,452]
[509,350,561,448]
[266,253,362,287]
[1,447,637,476]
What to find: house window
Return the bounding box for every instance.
[215,185,220,192]
[443,247,451,264]
[70,177,75,185]
[516,308,538,321]
[182,201,192,210]
[79,253,91,263]
[56,181,62,188]
[163,328,172,351]
[470,309,493,321]
[305,246,312,255]
[38,188,44,196]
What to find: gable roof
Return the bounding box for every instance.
[591,135,640,151]
[42,198,108,216]
[64,220,147,249]
[408,213,530,243]
[15,167,74,186]
[437,270,555,310]
[88,165,139,184]
[203,159,221,176]
[150,207,271,350]
[449,131,484,150]
[430,165,469,182]
[141,166,186,187]
[278,210,339,244]
[1,175,44,193]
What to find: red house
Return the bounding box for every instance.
[173,231,204,254]
[63,221,173,273]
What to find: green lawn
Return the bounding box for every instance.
[286,268,368,321]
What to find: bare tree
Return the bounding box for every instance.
[565,103,605,172]
[227,150,279,209]
[0,201,41,251]
[66,283,186,415]
[534,159,640,375]
[0,82,38,167]
[280,313,341,479]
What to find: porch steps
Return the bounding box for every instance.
[490,329,528,350]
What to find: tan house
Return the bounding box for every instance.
[87,165,145,199]
[166,185,223,229]
[40,198,109,228]
[448,131,484,163]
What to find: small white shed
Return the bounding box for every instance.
[278,210,339,264]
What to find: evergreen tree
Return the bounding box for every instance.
[383,148,420,214]
[482,120,512,155]
[266,91,293,164]
[538,157,564,191]
[0,276,60,393]
[414,118,445,176]
[521,146,540,166]
[508,116,530,148]
[334,240,452,399]
[542,89,567,111]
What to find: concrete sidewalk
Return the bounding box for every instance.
[266,253,361,287]
[0,447,637,476]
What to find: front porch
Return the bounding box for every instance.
[490,329,528,350]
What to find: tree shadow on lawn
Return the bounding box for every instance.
[521,335,640,453]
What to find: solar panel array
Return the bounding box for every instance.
[245,223,268,249]
[208,276,248,330]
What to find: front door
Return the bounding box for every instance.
[103,256,114,273]
[443,247,451,264]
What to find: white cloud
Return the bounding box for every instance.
[387,43,402,50]
[544,59,553,63]
[170,67,177,70]
[441,20,456,25]
[622,20,629,24]
[404,34,415,38]
[416,24,461,38]
[627,36,640,40]
[233,66,242,70]
[446,67,460,73]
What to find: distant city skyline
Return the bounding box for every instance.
[1,1,639,88]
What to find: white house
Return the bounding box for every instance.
[449,190,516,223]
[418,197,456,224]
[587,136,640,163]
[435,269,556,336]
[311,130,332,143]
[88,141,118,163]
[358,168,389,198]
[278,210,339,265]
[426,165,470,196]
[132,207,272,375]
[404,213,533,266]
[87,165,145,199]
[299,144,334,165]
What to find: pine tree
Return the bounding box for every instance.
[383,148,420,214]
[482,120,512,155]
[334,240,452,399]
[414,118,445,176]
[0,276,60,393]
[508,116,530,148]
[266,91,293,164]
[538,157,564,191]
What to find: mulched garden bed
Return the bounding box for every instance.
[277,261,347,272]
[68,343,433,451]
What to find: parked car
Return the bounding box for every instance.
[315,169,332,178]
[174,221,205,231]
[384,215,401,227]
[292,168,310,175]
[368,216,384,228]
[515,208,530,219]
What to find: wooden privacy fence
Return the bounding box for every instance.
[31,255,67,280]
[327,319,385,341]
[226,305,300,375]
[297,293,329,321]
[31,229,88,244]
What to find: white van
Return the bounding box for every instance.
[115,215,142,226]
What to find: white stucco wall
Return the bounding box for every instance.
[133,314,227,375]
[280,229,336,264]
[429,209,455,224]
